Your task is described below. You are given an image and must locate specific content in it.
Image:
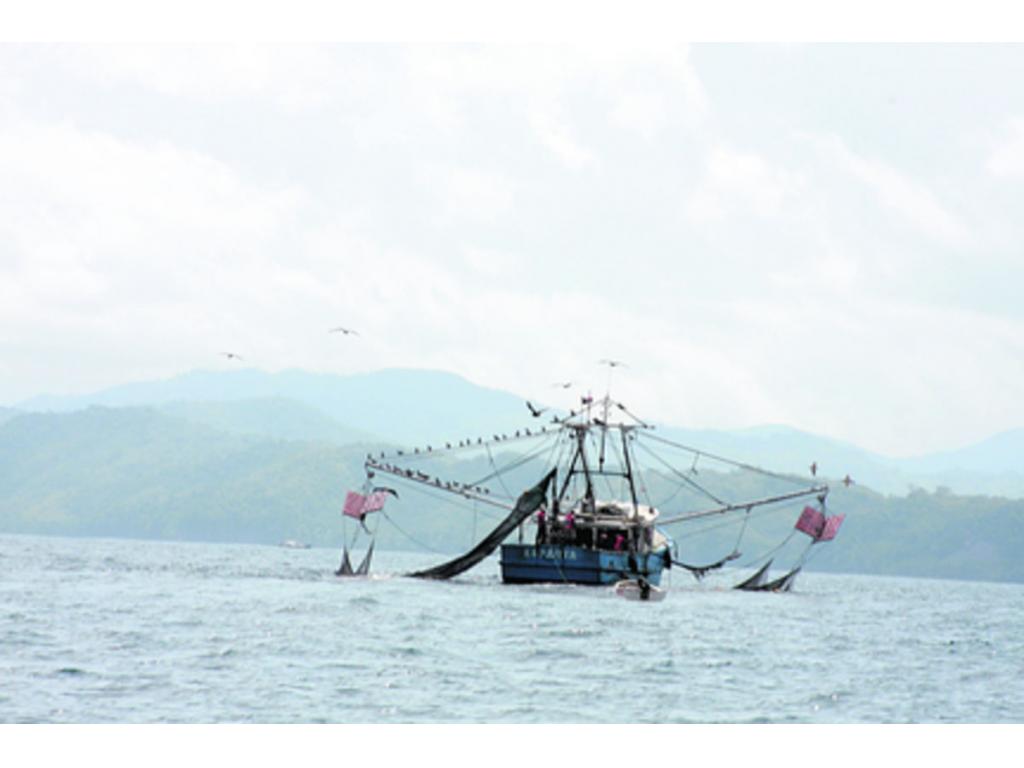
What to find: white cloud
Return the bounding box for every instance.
[818,134,971,248]
[685,144,804,222]
[0,116,306,387]
[55,44,340,109]
[404,44,705,166]
[3,44,1024,458]
[433,166,516,223]
[693,293,1024,457]
[988,117,1024,177]
[528,110,596,171]
[610,90,669,143]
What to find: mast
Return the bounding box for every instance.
[575,424,595,513]
[620,425,640,516]
[556,436,581,508]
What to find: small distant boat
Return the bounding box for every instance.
[280,539,310,550]
[614,578,666,602]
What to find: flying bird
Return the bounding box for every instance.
[221,352,243,361]
[526,401,547,418]
[843,474,855,487]
[598,359,627,368]
[810,461,818,477]
[328,327,359,336]
[552,381,573,389]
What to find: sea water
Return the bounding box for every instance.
[2,533,1022,723]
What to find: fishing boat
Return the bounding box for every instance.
[337,392,845,594]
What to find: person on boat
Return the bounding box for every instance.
[637,577,651,601]
[613,533,625,551]
[535,507,548,545]
[563,510,576,544]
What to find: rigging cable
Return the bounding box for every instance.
[662,496,804,539]
[394,475,505,522]
[381,511,445,554]
[468,433,559,490]
[739,530,799,568]
[639,431,813,488]
[378,428,550,465]
[632,439,726,505]
[733,505,752,554]
[484,443,516,500]
[585,429,618,499]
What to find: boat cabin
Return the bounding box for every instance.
[543,500,668,554]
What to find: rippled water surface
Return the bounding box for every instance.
[2,533,1023,723]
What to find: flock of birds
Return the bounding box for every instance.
[220,331,852,487]
[221,326,360,362]
[810,460,855,487]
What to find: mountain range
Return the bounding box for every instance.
[13,367,1024,498]
[4,368,1024,583]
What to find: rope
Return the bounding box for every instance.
[472,499,478,546]
[733,505,752,552]
[381,511,445,554]
[739,530,798,568]
[396,477,504,522]
[378,428,552,464]
[639,431,812,488]
[667,495,801,539]
[469,434,558,490]
[633,439,726,505]
[483,443,515,499]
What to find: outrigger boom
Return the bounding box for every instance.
[657,485,830,526]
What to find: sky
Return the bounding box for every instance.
[2,42,1024,457]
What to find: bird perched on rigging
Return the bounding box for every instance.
[526,401,547,418]
[328,326,359,336]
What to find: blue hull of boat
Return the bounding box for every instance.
[499,543,667,586]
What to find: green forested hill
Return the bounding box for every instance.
[810,485,1024,583]
[0,406,524,553]
[0,407,370,546]
[158,398,381,445]
[2,406,1024,584]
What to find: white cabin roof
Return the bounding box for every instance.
[574,499,660,525]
